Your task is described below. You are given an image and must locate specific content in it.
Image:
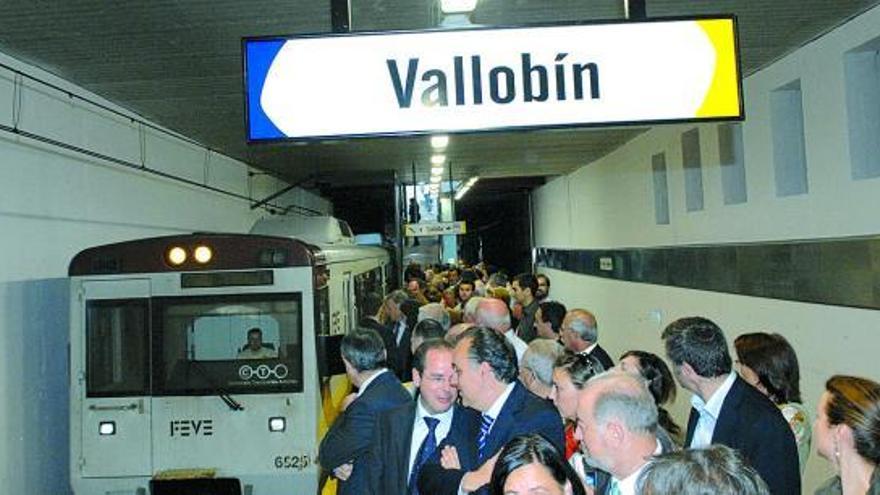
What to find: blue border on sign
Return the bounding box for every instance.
[244,40,286,140]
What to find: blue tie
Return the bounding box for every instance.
[477,413,495,460]
[408,416,440,495]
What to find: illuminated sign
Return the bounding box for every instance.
[244,17,742,141]
[405,221,467,237]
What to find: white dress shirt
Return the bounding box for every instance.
[503,330,527,363]
[407,398,455,480]
[356,368,389,398]
[578,342,599,356]
[689,372,737,448]
[613,439,663,495]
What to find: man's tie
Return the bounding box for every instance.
[408,416,440,495]
[477,413,495,460]
[395,321,405,346]
[608,477,622,495]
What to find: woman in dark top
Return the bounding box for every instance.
[490,433,586,495]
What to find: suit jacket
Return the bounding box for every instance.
[419,381,564,495]
[318,371,411,495]
[386,319,413,382]
[371,401,479,495]
[685,375,801,495]
[515,299,539,343]
[588,344,614,371]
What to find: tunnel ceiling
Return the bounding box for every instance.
[0,0,876,190]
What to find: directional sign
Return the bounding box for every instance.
[243,17,742,141]
[405,222,467,237]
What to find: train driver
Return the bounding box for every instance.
[237,327,277,359]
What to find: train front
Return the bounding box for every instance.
[68,234,322,495]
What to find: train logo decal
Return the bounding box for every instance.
[170,419,214,437]
[238,363,289,381]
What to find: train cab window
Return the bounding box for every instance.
[86,299,150,397]
[153,293,303,395]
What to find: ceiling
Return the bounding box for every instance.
[0,0,877,191]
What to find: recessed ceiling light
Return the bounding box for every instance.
[431,166,444,175]
[431,154,446,165]
[431,135,449,149]
[441,0,478,14]
[430,175,442,183]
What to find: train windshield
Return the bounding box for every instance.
[153,293,304,395]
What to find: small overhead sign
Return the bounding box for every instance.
[244,17,742,141]
[405,221,467,237]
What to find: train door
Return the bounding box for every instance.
[342,272,354,332]
[77,279,152,478]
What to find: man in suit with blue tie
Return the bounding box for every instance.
[419,326,565,495]
[369,339,479,495]
[662,317,800,495]
[318,328,411,495]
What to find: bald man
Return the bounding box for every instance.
[560,309,613,370]
[474,298,527,362]
[574,371,677,495]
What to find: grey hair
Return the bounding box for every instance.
[463,296,484,321]
[385,289,409,307]
[637,445,770,495]
[475,301,511,332]
[418,302,451,330]
[589,371,658,434]
[522,339,564,387]
[569,316,598,343]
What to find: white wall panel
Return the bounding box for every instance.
[533,5,880,493]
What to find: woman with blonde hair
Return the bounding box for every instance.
[814,375,880,495]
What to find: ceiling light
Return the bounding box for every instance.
[431,135,449,149]
[441,0,478,14]
[431,154,446,165]
[430,175,442,183]
[431,166,444,175]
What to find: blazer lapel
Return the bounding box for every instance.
[711,376,745,444]
[684,407,699,446]
[481,383,523,461]
[397,402,418,494]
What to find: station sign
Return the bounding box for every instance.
[405,221,467,237]
[243,17,742,141]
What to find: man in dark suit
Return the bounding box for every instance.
[574,371,677,495]
[383,290,416,381]
[370,339,478,495]
[419,326,564,495]
[318,328,411,495]
[662,317,800,495]
[561,309,614,370]
[357,291,389,336]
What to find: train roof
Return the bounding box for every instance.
[68,233,319,276]
[68,233,389,276]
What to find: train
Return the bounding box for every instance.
[68,216,391,495]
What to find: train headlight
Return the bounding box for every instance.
[99,421,116,436]
[268,417,286,432]
[193,245,213,264]
[167,246,187,266]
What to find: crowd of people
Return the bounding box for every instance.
[318,261,880,495]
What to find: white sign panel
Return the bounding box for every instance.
[244,18,741,140]
[405,221,467,237]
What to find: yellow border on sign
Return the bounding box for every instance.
[696,19,740,118]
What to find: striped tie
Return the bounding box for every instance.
[477,413,494,460]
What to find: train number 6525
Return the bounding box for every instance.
[274,454,311,470]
